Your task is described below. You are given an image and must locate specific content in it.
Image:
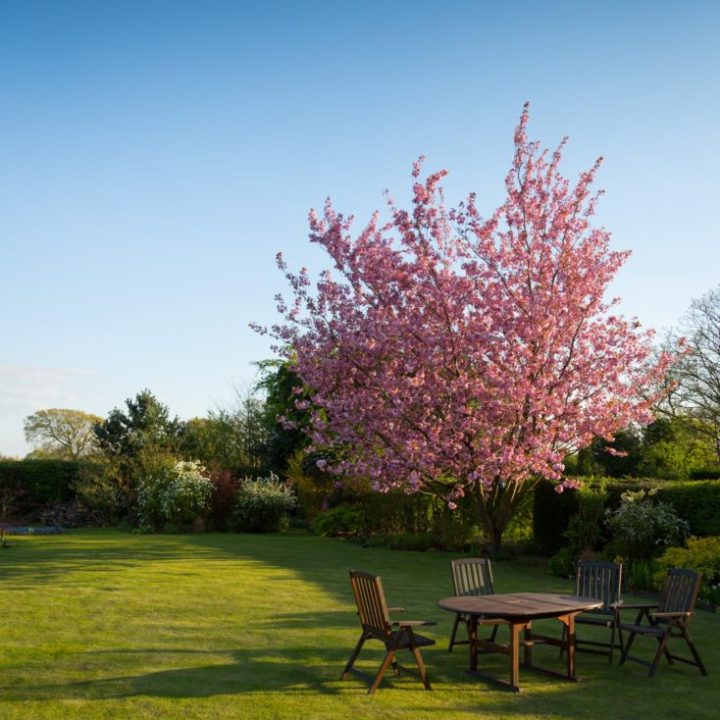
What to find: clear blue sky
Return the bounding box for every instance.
[2,0,719,456]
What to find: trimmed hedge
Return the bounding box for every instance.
[533,477,720,553]
[0,459,100,515]
[532,480,579,555]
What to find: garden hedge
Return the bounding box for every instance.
[533,477,720,553]
[0,459,100,516]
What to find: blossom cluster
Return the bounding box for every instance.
[257,105,676,506]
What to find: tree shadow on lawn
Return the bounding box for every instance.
[0,644,454,701]
[0,534,226,589]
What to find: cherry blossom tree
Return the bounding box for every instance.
[258,105,675,550]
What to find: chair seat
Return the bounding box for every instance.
[618,622,666,637]
[577,615,615,629]
[391,630,435,649]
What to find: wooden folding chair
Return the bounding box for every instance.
[618,568,708,677]
[447,558,506,652]
[561,560,624,662]
[342,570,436,694]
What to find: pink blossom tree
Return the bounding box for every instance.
[258,105,675,551]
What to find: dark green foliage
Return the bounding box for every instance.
[548,547,576,577]
[575,428,643,477]
[179,398,268,477]
[94,389,181,459]
[535,477,720,555]
[311,506,362,536]
[0,459,98,518]
[574,419,718,481]
[532,480,579,555]
[690,468,720,480]
[232,476,296,533]
[255,360,312,475]
[656,481,720,536]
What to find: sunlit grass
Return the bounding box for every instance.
[0,530,717,719]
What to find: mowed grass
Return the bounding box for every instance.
[0,530,718,719]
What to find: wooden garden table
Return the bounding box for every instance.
[438,592,603,692]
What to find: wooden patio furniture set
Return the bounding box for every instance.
[341,559,708,694]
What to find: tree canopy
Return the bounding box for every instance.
[24,409,102,459]
[260,105,675,548]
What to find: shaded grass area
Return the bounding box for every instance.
[0,530,717,719]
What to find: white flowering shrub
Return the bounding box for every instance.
[233,474,296,533]
[605,489,689,562]
[138,460,212,532]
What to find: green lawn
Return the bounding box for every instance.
[0,530,717,719]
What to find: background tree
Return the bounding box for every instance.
[24,409,102,459]
[94,390,181,516]
[94,389,181,461]
[179,390,269,476]
[260,105,675,551]
[255,360,311,475]
[663,286,720,464]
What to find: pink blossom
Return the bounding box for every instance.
[258,104,680,547]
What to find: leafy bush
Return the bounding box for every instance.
[605,490,689,564]
[233,474,296,533]
[137,460,212,532]
[548,547,576,578]
[312,506,362,536]
[160,461,213,528]
[206,468,240,531]
[654,536,720,604]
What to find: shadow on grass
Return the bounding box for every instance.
[0,644,444,701]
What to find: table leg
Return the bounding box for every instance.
[469,616,478,672]
[509,622,522,691]
[559,613,577,679]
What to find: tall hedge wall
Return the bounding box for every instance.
[533,477,720,553]
[0,459,99,514]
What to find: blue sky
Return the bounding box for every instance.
[2,0,719,456]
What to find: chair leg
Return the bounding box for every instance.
[368,650,396,694]
[448,613,461,652]
[680,627,709,676]
[619,631,636,666]
[489,624,498,643]
[649,633,671,678]
[410,643,432,690]
[559,623,567,658]
[342,634,366,678]
[608,623,616,664]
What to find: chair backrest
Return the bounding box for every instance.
[451,558,495,597]
[575,560,622,611]
[658,568,703,615]
[349,570,391,639]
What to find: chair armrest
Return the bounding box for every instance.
[650,611,693,619]
[617,603,658,610]
[388,607,405,613]
[395,620,437,628]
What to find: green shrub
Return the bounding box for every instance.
[605,490,689,563]
[0,460,97,517]
[548,547,576,578]
[654,536,720,604]
[311,506,362,536]
[160,461,213,528]
[233,474,296,533]
[656,481,720,536]
[137,460,212,532]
